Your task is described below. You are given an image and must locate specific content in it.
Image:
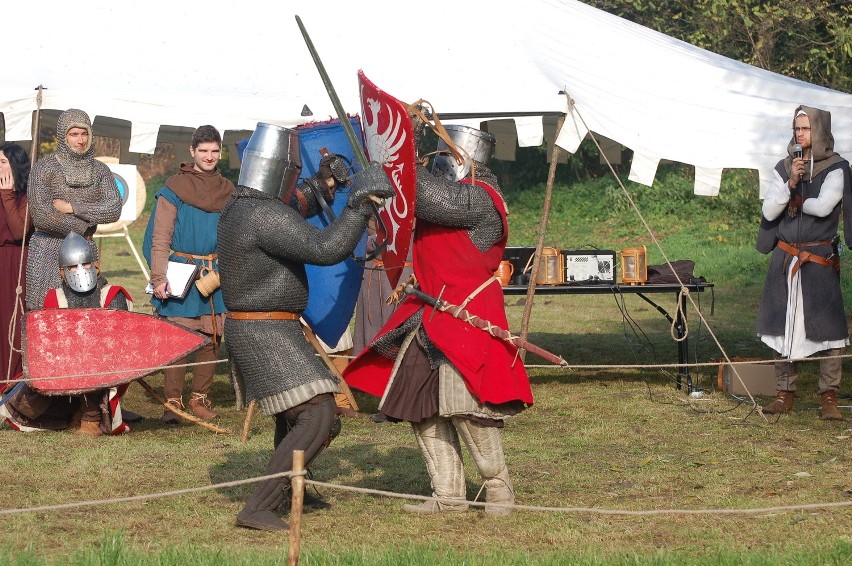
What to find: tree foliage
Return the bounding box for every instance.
[584,0,851,92]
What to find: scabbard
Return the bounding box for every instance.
[405,284,567,366]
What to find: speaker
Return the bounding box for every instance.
[562,250,616,284]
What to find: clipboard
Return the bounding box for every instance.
[145,261,200,299]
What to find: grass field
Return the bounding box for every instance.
[0,165,850,565]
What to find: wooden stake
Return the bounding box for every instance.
[136,378,231,435]
[288,450,305,566]
[240,400,257,443]
[519,113,566,361]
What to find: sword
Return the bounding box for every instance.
[403,284,568,367]
[295,16,387,263]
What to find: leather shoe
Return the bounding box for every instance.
[236,509,289,531]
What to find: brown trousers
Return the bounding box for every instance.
[163,339,218,400]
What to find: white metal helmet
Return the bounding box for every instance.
[238,122,302,202]
[432,125,496,181]
[59,232,97,293]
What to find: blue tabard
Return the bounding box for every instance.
[142,187,226,318]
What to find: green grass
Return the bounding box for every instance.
[1,165,850,565]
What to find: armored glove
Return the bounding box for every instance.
[314,153,351,201]
[345,164,394,216]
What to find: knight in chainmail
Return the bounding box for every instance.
[218,123,394,532]
[1,232,133,436]
[25,109,121,310]
[344,125,534,516]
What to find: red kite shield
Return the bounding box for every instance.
[23,308,209,395]
[359,70,416,289]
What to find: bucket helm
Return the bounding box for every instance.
[238,122,301,202]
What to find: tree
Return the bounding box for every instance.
[584,0,850,92]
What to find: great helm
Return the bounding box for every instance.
[238,122,301,201]
[59,232,97,293]
[432,124,496,181]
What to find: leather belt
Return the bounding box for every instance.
[226,311,301,321]
[776,240,839,280]
[372,259,413,268]
[173,251,218,261]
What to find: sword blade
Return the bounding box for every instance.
[295,15,368,169]
[295,15,387,261]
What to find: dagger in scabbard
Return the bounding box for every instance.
[403,284,568,367]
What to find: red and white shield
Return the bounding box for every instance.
[358,70,416,289]
[23,309,209,395]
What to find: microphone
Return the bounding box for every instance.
[788,144,804,216]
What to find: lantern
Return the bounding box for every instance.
[620,246,647,285]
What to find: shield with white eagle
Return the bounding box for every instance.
[358,70,416,289]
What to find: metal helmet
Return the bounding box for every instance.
[238,122,301,201]
[432,125,496,181]
[59,232,98,293]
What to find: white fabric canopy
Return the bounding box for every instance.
[3,0,850,196]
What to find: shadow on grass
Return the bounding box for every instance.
[209,438,428,505]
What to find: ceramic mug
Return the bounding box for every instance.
[496,260,514,286]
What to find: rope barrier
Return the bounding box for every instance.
[7,351,852,387]
[0,468,849,518]
[0,470,302,516]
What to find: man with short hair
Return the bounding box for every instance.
[756,105,851,421]
[143,125,235,423]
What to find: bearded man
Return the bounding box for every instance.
[26,109,121,310]
[756,105,852,421]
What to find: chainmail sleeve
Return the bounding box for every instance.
[66,161,122,224]
[28,156,91,237]
[218,187,370,313]
[414,165,504,251]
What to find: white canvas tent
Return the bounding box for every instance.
[2,0,851,196]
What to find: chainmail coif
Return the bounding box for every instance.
[54,109,95,187]
[25,109,121,309]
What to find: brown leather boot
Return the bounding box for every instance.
[189,393,218,421]
[762,390,794,415]
[73,419,103,437]
[819,390,844,421]
[162,397,183,425]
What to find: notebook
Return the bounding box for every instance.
[144,261,200,299]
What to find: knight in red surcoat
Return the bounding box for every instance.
[344,125,533,515]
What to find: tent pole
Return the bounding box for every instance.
[30,85,44,168]
[518,113,566,362]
